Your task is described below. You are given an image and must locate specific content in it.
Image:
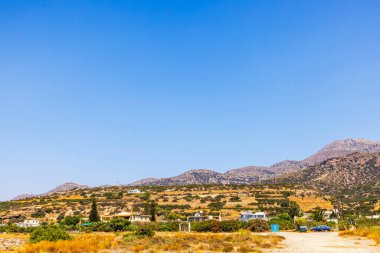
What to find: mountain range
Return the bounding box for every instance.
[12,138,380,200]
[129,138,380,187]
[12,182,88,201]
[269,152,380,194]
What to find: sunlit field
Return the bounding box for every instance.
[339,227,380,244]
[13,231,284,253]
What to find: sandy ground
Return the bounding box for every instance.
[267,232,380,253]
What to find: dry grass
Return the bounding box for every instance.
[124,231,284,253]
[289,196,333,212]
[0,234,28,240]
[339,227,380,244]
[15,231,284,253]
[18,233,122,253]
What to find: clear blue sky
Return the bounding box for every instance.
[1,0,380,200]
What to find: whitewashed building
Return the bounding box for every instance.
[127,189,141,194]
[17,220,40,228]
[239,211,268,222]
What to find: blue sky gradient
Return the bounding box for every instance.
[1,0,380,200]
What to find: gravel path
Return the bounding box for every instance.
[267,232,380,253]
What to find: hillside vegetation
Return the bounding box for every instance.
[0,184,330,224]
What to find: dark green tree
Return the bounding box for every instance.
[311,207,324,221]
[149,200,157,222]
[288,201,301,218]
[89,198,100,222]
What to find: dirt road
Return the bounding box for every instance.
[268,232,380,253]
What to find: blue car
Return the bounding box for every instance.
[311,225,331,232]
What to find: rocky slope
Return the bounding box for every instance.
[271,152,380,194]
[138,170,231,186]
[41,182,88,196]
[13,182,88,200]
[11,194,36,201]
[302,138,380,165]
[129,138,380,186]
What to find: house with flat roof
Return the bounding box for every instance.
[239,211,267,222]
[187,212,221,222]
[16,220,40,228]
[104,212,150,223]
[127,189,141,194]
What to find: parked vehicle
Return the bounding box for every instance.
[311,225,331,232]
[298,226,308,232]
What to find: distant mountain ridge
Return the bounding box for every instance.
[11,138,380,199]
[270,152,380,194]
[129,138,380,186]
[12,182,88,200]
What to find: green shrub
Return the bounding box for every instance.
[192,220,221,233]
[135,224,155,237]
[158,222,179,231]
[60,216,81,226]
[247,219,270,232]
[30,226,71,243]
[31,209,46,218]
[0,224,27,233]
[108,218,131,231]
[207,201,226,210]
[220,220,240,232]
[167,212,185,221]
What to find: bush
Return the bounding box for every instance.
[60,216,81,226]
[192,220,221,233]
[30,226,71,243]
[158,222,179,232]
[207,201,226,210]
[135,224,155,237]
[220,220,240,232]
[31,209,46,218]
[167,212,185,221]
[108,218,131,231]
[247,219,270,232]
[0,224,27,233]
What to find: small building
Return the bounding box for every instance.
[239,211,267,222]
[17,220,40,228]
[105,212,151,223]
[127,189,141,194]
[187,212,221,222]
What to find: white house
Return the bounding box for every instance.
[104,212,150,223]
[127,189,141,194]
[187,212,221,222]
[17,220,40,228]
[239,211,267,222]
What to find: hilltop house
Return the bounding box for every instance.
[127,189,141,194]
[103,212,150,223]
[239,211,267,222]
[187,212,221,222]
[16,220,40,228]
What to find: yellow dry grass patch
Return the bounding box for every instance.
[374,201,380,211]
[339,227,380,244]
[18,233,121,253]
[0,234,28,240]
[56,195,84,200]
[15,231,284,253]
[124,231,284,253]
[289,196,333,212]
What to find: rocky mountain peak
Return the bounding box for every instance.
[41,182,88,196]
[303,138,380,165]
